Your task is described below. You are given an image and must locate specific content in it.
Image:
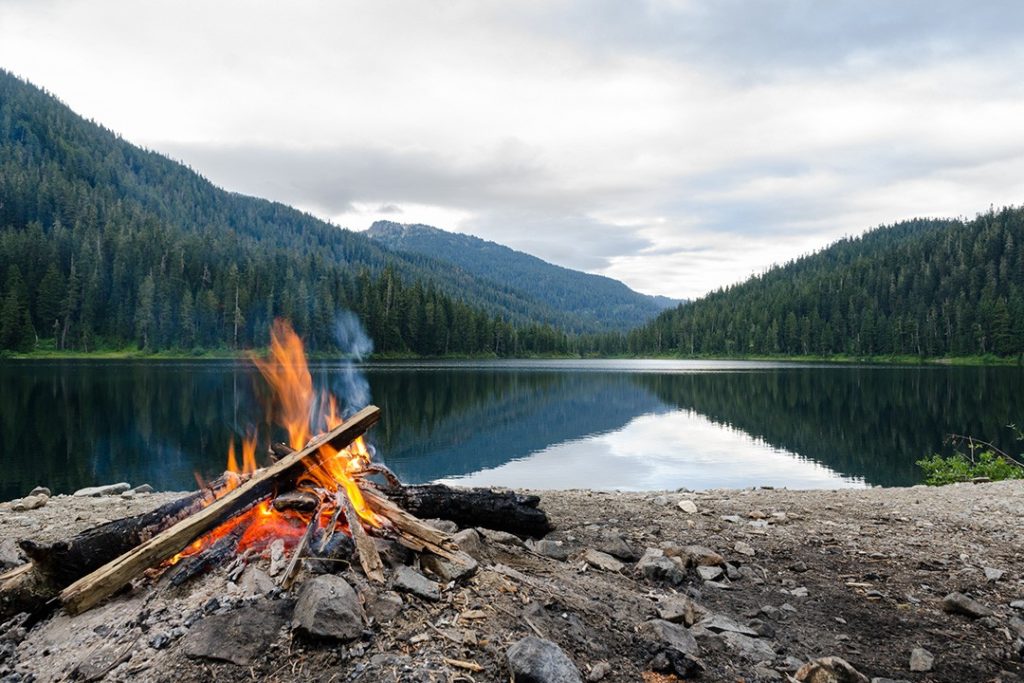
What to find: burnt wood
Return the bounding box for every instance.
[389,484,551,537]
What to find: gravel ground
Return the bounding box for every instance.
[1,480,1022,682]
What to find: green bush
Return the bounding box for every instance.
[916,450,1024,486]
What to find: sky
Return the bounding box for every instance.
[1,1,1023,299]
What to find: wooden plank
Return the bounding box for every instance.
[59,405,380,614]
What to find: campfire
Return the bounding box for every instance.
[0,320,549,620]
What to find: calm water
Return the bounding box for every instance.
[1,359,1021,500]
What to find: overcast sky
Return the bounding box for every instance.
[2,1,1023,299]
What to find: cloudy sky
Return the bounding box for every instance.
[2,1,1023,299]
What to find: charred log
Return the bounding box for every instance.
[389,484,551,538]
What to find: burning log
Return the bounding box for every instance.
[59,405,381,614]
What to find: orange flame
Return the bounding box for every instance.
[251,320,315,450]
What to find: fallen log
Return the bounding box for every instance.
[59,405,380,614]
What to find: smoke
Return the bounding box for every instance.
[330,310,373,416]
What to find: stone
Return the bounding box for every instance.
[532,539,570,561]
[791,560,809,573]
[10,495,46,511]
[720,514,742,523]
[712,631,776,662]
[393,565,441,601]
[637,548,685,584]
[725,563,742,581]
[373,537,413,567]
[596,532,636,560]
[637,619,700,657]
[479,527,527,547]
[28,486,50,498]
[683,545,724,567]
[651,495,669,506]
[586,661,611,681]
[942,592,993,618]
[73,482,131,497]
[909,647,933,672]
[237,566,276,597]
[131,484,154,494]
[691,613,759,637]
[183,601,289,665]
[424,518,459,534]
[581,549,624,573]
[506,636,582,683]
[366,591,403,623]
[0,540,24,570]
[794,656,870,683]
[452,528,484,558]
[268,538,287,576]
[748,509,768,519]
[696,565,724,581]
[421,551,478,582]
[293,575,366,641]
[790,586,810,598]
[983,567,1004,582]
[656,595,707,626]
[1010,600,1024,610]
[677,500,698,514]
[734,541,756,556]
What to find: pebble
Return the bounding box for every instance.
[677,500,698,514]
[909,647,933,672]
[132,484,154,494]
[506,636,582,683]
[794,656,869,682]
[941,592,993,619]
[451,528,484,558]
[596,531,636,560]
[983,567,1004,582]
[28,487,50,498]
[292,575,366,642]
[637,619,701,657]
[696,565,724,582]
[734,541,756,556]
[10,495,47,512]
[1011,600,1024,610]
[478,527,527,548]
[586,661,611,682]
[637,548,685,584]
[392,565,441,601]
[268,538,287,576]
[581,549,624,573]
[651,495,669,506]
[656,595,707,626]
[532,539,570,561]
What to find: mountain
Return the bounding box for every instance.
[367,221,677,332]
[0,69,601,356]
[619,210,1024,358]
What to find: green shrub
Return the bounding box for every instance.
[916,450,1024,486]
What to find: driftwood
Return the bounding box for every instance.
[59,405,380,614]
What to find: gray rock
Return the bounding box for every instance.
[696,565,724,581]
[636,619,700,657]
[424,518,459,534]
[651,495,669,506]
[393,565,441,601]
[479,527,527,547]
[28,486,50,498]
[132,484,154,494]
[713,631,776,662]
[366,591,403,623]
[637,548,685,584]
[656,595,707,626]
[183,601,289,665]
[794,656,869,683]
[293,575,365,641]
[677,500,698,514]
[268,538,287,576]
[909,647,933,672]
[237,566,276,597]
[942,592,993,618]
[372,537,413,567]
[1011,600,1024,610]
[0,540,25,570]
[725,563,742,581]
[532,539,570,561]
[586,661,611,681]
[683,545,724,567]
[452,528,484,558]
[734,541,755,556]
[506,636,582,683]
[983,567,1004,582]
[421,551,478,582]
[596,532,636,560]
[73,482,131,497]
[692,613,759,637]
[581,549,624,573]
[720,514,742,523]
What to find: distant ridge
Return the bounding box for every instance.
[367,221,678,332]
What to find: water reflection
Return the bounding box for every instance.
[0,359,1021,499]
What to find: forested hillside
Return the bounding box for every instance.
[367,221,676,332]
[0,70,576,355]
[612,210,1024,358]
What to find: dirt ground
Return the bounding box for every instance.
[1,481,1022,682]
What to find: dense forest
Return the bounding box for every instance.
[0,70,576,356]
[599,209,1024,358]
[367,221,676,331]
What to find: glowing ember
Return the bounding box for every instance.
[167,318,378,568]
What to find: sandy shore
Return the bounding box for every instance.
[1,481,1022,682]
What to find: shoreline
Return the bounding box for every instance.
[2,481,1021,681]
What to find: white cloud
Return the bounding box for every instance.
[2,0,1023,298]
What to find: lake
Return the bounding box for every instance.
[1,359,1021,500]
